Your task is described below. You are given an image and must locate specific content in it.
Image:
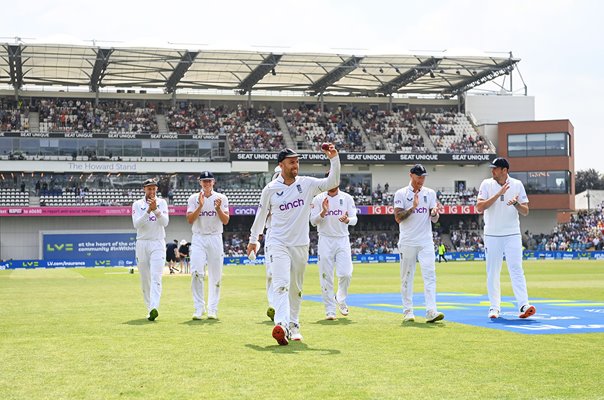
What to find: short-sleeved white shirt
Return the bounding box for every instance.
[186,191,229,235]
[310,190,357,237]
[393,184,437,246]
[477,176,528,236]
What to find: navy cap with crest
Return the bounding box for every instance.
[143,178,158,187]
[277,148,299,163]
[199,171,214,180]
[410,164,428,176]
[489,157,510,169]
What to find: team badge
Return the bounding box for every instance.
[339,199,343,206]
[296,184,302,193]
[423,195,427,203]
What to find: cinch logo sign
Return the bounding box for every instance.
[200,210,217,217]
[279,199,304,211]
[326,209,343,216]
[46,243,74,252]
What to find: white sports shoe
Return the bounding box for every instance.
[337,301,349,316]
[207,311,217,320]
[326,312,337,320]
[488,308,500,319]
[403,309,415,322]
[519,304,536,319]
[426,310,445,323]
[289,322,303,341]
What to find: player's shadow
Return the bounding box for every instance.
[313,318,356,326]
[245,342,341,355]
[123,318,156,325]
[256,320,275,326]
[400,321,447,329]
[181,318,221,326]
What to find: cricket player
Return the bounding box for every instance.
[132,178,170,321]
[310,182,357,320]
[186,171,230,320]
[263,166,282,322]
[476,157,535,319]
[247,145,340,345]
[394,164,445,323]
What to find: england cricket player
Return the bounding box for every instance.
[394,164,445,323]
[132,178,170,321]
[247,145,340,345]
[187,171,230,320]
[310,183,357,320]
[262,166,282,322]
[476,157,535,319]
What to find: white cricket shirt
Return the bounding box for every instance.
[250,157,341,247]
[477,176,528,236]
[132,197,170,240]
[310,190,358,237]
[393,184,437,246]
[187,191,229,235]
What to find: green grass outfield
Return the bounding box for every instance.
[1,260,603,400]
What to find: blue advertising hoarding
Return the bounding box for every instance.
[40,231,136,266]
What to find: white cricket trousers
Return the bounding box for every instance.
[267,243,309,327]
[484,234,529,310]
[399,243,438,313]
[190,234,224,314]
[264,243,274,308]
[136,239,165,312]
[318,235,353,314]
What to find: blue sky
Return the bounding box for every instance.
[2,0,602,171]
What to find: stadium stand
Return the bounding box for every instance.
[283,107,365,152]
[0,188,30,206]
[358,109,428,153]
[419,111,494,153]
[37,99,158,133]
[0,100,29,131]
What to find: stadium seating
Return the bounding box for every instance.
[0,188,30,206]
[419,112,494,153]
[358,109,428,153]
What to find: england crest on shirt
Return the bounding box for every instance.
[339,198,343,206]
[296,184,302,193]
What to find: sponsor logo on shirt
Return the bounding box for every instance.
[200,210,217,217]
[279,199,305,211]
[414,207,428,214]
[326,209,343,216]
[276,191,284,196]
[149,214,157,221]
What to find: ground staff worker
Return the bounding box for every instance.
[477,157,535,319]
[132,178,170,321]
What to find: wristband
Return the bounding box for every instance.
[512,200,519,206]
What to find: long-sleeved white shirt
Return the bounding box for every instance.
[132,197,170,240]
[186,191,229,235]
[310,190,358,237]
[250,156,340,247]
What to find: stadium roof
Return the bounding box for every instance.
[0,42,519,97]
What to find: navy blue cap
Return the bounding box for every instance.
[199,171,215,180]
[277,148,299,163]
[143,178,158,187]
[489,157,510,169]
[410,164,428,176]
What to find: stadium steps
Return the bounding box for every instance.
[440,233,454,251]
[352,118,375,150]
[415,120,437,152]
[29,112,40,132]
[156,114,168,133]
[277,117,296,149]
[29,196,40,206]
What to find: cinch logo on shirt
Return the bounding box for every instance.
[200,210,217,217]
[279,199,304,211]
[414,207,428,214]
[326,209,343,216]
[148,214,157,221]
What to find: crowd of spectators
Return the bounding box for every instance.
[166,103,284,151]
[283,106,365,152]
[37,99,158,133]
[357,109,427,153]
[418,111,493,154]
[0,99,29,131]
[528,203,604,251]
